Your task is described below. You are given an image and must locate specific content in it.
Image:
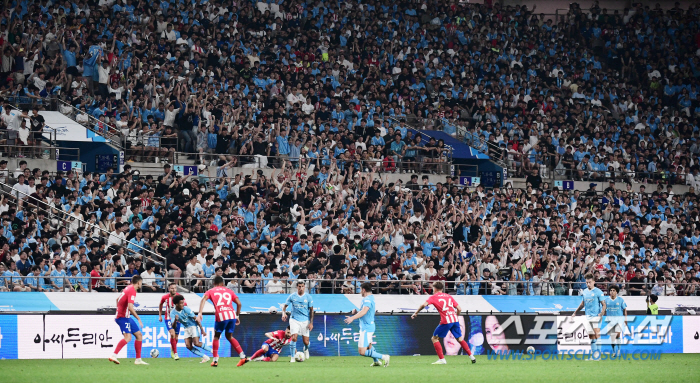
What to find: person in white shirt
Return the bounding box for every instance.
[140,262,160,292]
[301,99,315,115]
[186,255,205,291]
[265,272,285,293]
[107,223,126,247]
[11,174,29,200]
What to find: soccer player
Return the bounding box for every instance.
[197,275,247,367]
[109,275,148,365]
[159,283,183,360]
[570,273,607,361]
[246,327,293,362]
[604,285,627,356]
[281,280,314,362]
[344,282,390,367]
[172,294,213,363]
[411,281,476,365]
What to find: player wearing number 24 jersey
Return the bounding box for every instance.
[109,275,148,365]
[197,276,247,367]
[412,281,475,365]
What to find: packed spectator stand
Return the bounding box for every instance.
[0,1,700,298]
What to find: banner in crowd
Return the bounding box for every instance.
[0,314,696,359]
[1,293,700,315]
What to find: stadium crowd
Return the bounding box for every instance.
[0,0,700,296]
[0,1,698,181]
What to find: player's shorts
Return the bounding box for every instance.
[165,319,181,333]
[182,326,199,339]
[605,316,626,333]
[433,322,462,339]
[214,319,236,334]
[358,329,374,348]
[115,317,140,335]
[290,318,310,337]
[262,343,280,357]
[586,316,601,330]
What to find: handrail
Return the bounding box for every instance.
[166,152,454,175]
[55,98,124,150]
[0,275,691,296]
[0,180,165,263]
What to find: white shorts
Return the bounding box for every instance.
[606,317,626,334]
[182,326,199,339]
[290,318,309,337]
[358,330,374,348]
[586,316,601,330]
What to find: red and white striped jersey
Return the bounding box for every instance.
[116,285,136,319]
[426,292,459,324]
[203,286,239,322]
[160,293,186,321]
[264,330,292,352]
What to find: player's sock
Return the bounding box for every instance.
[228,337,244,357]
[251,349,266,360]
[113,339,128,355]
[303,344,309,352]
[200,344,212,353]
[263,357,271,362]
[289,340,297,357]
[134,340,142,359]
[190,347,205,358]
[458,340,473,356]
[364,349,384,359]
[170,338,178,353]
[590,339,598,358]
[433,341,445,360]
[213,339,220,358]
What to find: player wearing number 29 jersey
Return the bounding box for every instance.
[203,286,239,323]
[411,282,475,365]
[198,276,247,367]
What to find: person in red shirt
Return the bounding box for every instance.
[109,275,147,365]
[158,283,183,359]
[411,281,476,365]
[197,276,247,367]
[246,327,293,362]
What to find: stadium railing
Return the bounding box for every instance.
[0,144,80,161]
[166,152,454,175]
[54,98,125,150]
[1,276,692,297]
[0,181,166,266]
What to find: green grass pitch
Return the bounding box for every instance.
[1,354,699,383]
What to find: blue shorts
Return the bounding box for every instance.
[115,317,140,335]
[433,322,462,339]
[214,319,236,334]
[262,343,279,357]
[165,319,181,333]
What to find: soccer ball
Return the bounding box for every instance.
[294,351,306,362]
[268,306,278,314]
[526,346,535,355]
[150,349,160,358]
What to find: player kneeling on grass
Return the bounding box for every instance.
[246,327,293,362]
[411,281,476,365]
[344,282,390,367]
[172,295,213,363]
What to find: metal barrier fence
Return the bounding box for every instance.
[1,276,694,297]
[170,152,455,175]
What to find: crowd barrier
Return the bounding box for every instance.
[2,293,700,315]
[0,313,697,360]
